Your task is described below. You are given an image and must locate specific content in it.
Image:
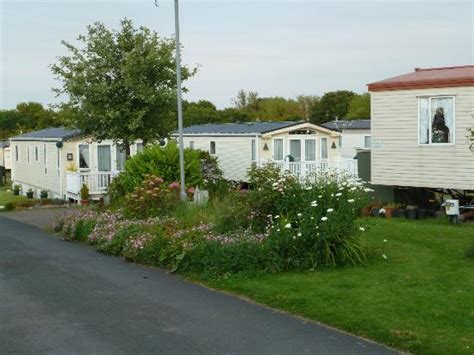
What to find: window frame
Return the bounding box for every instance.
[304,138,317,161]
[364,135,372,149]
[209,141,216,155]
[417,95,456,146]
[251,139,256,162]
[320,137,328,159]
[78,144,91,171]
[15,146,19,161]
[189,141,194,149]
[272,138,284,161]
[43,144,47,174]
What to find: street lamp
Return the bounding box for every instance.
[155,0,187,202]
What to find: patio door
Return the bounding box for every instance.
[97,145,112,172]
[289,139,302,162]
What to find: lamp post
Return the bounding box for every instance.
[174,0,187,201]
[156,0,186,200]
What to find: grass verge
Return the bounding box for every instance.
[196,218,474,354]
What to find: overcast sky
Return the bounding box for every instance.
[0,0,472,109]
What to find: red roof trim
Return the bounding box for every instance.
[368,78,474,91]
[368,65,474,91]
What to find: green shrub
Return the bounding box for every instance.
[110,144,202,196]
[212,191,251,234]
[4,202,15,211]
[75,219,96,242]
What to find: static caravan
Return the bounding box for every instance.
[0,140,11,170]
[10,127,144,200]
[368,65,474,192]
[175,121,356,181]
[322,119,371,159]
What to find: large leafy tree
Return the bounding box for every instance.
[310,90,356,124]
[346,93,371,119]
[0,102,59,139]
[183,100,220,126]
[51,18,195,155]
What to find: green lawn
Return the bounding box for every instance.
[0,183,28,207]
[199,218,474,354]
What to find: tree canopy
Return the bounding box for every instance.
[50,18,195,153]
[346,93,371,119]
[0,102,61,139]
[310,90,356,124]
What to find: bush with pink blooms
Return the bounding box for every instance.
[123,174,181,218]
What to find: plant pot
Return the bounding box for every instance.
[384,208,395,218]
[80,200,89,206]
[371,208,381,217]
[361,206,372,216]
[418,209,428,219]
[406,209,418,220]
[396,209,407,218]
[13,190,20,196]
[26,192,34,199]
[391,209,401,218]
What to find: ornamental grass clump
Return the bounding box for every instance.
[247,165,371,269]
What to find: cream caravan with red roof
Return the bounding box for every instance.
[368,65,474,191]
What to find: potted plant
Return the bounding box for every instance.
[40,190,49,199]
[406,205,419,220]
[13,184,21,196]
[80,184,90,205]
[384,202,402,218]
[26,188,34,199]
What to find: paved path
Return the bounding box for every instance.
[0,216,397,355]
[1,207,70,230]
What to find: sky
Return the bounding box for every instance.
[0,0,472,109]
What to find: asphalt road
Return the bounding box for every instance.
[0,216,397,355]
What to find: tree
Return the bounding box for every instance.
[310,90,356,124]
[296,95,320,121]
[256,97,302,121]
[346,93,371,119]
[16,102,58,130]
[51,18,195,155]
[231,90,260,112]
[183,100,220,126]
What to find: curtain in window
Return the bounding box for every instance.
[289,140,301,162]
[79,145,90,169]
[116,144,126,171]
[98,145,111,172]
[431,97,453,144]
[274,139,283,160]
[305,139,316,161]
[321,138,328,159]
[419,98,430,144]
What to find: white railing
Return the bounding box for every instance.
[271,159,358,178]
[66,171,119,195]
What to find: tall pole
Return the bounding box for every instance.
[174,0,187,201]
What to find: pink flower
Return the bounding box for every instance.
[169,182,180,190]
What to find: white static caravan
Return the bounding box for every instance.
[0,140,12,170]
[10,127,144,200]
[368,65,474,192]
[322,119,371,159]
[175,121,357,182]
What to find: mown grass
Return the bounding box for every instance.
[0,183,28,207]
[198,218,474,354]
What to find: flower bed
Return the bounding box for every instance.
[54,167,372,277]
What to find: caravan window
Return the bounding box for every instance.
[79,144,90,169]
[419,96,455,144]
[273,139,283,161]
